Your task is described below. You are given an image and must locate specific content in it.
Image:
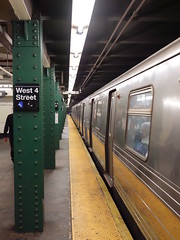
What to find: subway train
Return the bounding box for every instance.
[71,38,180,239]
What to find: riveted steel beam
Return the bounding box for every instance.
[13,20,44,232]
[54,82,60,149]
[43,67,55,169]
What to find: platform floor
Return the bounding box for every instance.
[0,116,132,240]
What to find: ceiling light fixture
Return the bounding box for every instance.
[67,0,96,106]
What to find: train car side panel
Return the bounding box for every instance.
[71,38,180,240]
[91,94,107,170]
[112,53,180,239]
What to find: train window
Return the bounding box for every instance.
[129,90,152,111]
[96,100,102,130]
[126,87,153,160]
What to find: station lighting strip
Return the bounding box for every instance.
[67,0,96,106]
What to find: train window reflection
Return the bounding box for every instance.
[95,100,102,130]
[126,86,153,160]
[129,90,152,110]
[126,116,151,158]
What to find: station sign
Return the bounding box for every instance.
[14,83,39,112]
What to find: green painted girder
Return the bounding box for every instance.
[54,82,60,149]
[59,93,66,138]
[13,20,44,232]
[43,67,55,169]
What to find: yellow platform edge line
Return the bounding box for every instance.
[83,146,133,240]
[68,116,132,240]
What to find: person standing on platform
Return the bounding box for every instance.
[4,113,14,163]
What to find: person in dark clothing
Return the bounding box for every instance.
[134,122,150,158]
[4,113,14,163]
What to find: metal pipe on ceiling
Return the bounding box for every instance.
[81,0,147,90]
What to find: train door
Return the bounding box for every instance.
[89,98,94,150]
[105,90,116,186]
[84,104,88,141]
[78,104,81,130]
[81,103,85,137]
[77,105,80,129]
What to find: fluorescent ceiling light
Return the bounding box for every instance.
[68,0,96,106]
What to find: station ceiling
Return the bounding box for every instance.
[0,0,180,107]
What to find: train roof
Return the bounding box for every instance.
[77,37,180,104]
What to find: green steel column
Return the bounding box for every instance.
[59,93,66,139]
[43,67,55,169]
[61,96,66,127]
[13,20,44,232]
[58,91,62,139]
[55,82,60,149]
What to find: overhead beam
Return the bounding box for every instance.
[8,0,50,67]
[0,26,12,52]
[8,0,32,20]
[0,66,13,77]
[0,52,12,60]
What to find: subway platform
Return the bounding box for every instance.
[0,116,132,240]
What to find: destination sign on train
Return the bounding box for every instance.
[14,84,39,112]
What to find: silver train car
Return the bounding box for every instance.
[71,38,180,239]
